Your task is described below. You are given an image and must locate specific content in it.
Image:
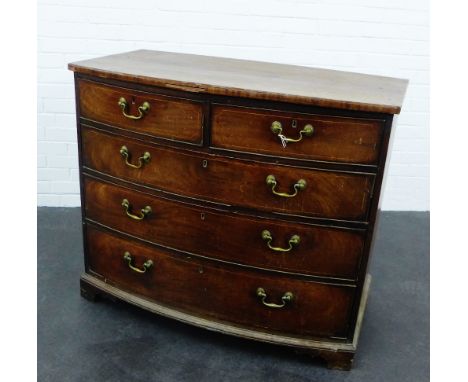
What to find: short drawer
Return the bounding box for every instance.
[86,225,356,339]
[78,79,203,144]
[211,105,384,165]
[82,126,374,221]
[84,177,366,280]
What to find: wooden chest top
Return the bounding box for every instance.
[69,49,408,114]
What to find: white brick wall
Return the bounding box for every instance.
[37,0,429,210]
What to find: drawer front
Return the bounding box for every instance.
[82,127,374,221]
[84,177,366,280]
[78,79,203,144]
[86,225,356,339]
[211,105,384,165]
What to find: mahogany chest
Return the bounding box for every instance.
[69,50,407,370]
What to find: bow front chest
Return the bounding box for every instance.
[69,50,407,370]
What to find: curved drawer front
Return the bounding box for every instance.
[82,127,374,221]
[211,105,384,165]
[86,225,356,339]
[78,79,203,144]
[84,177,366,280]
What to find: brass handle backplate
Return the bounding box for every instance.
[271,121,314,148]
[121,199,152,221]
[261,230,300,252]
[120,145,151,169]
[123,251,153,274]
[266,175,307,198]
[118,97,150,120]
[256,287,294,309]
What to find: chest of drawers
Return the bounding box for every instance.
[69,50,407,370]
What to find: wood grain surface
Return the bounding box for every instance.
[82,126,375,221]
[86,225,356,339]
[78,79,203,144]
[212,104,384,164]
[69,50,408,114]
[84,177,366,280]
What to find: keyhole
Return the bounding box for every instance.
[292,119,298,128]
[200,213,205,220]
[202,159,208,168]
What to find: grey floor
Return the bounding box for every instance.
[38,208,429,382]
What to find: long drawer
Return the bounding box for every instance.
[84,177,366,280]
[81,126,374,221]
[211,104,384,165]
[78,79,204,144]
[86,225,356,339]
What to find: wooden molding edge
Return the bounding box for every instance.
[80,273,372,353]
[352,274,372,349]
